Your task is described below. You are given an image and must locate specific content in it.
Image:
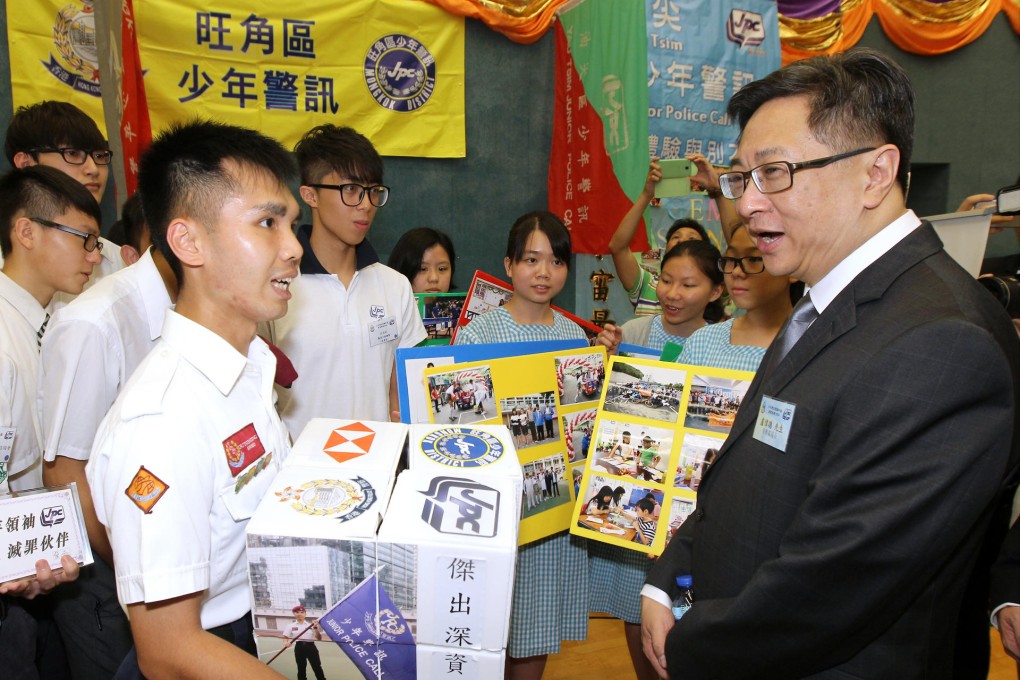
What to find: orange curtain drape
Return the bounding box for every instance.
[423,0,1019,60]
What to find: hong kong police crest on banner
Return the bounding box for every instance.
[44,0,101,96]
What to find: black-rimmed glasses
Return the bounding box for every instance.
[29,217,103,253]
[307,182,390,207]
[718,256,765,275]
[29,147,113,166]
[719,147,877,200]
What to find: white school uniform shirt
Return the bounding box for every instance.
[0,351,34,493]
[0,271,51,489]
[86,311,289,629]
[272,229,426,435]
[41,248,172,462]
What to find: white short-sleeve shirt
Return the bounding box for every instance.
[86,311,289,629]
[272,230,426,434]
[0,271,51,488]
[41,249,172,462]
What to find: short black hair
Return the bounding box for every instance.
[506,211,572,267]
[293,124,383,186]
[138,120,297,281]
[0,166,101,257]
[665,218,708,243]
[387,227,457,288]
[728,47,914,192]
[661,239,725,322]
[106,193,147,250]
[4,101,107,165]
[636,498,656,514]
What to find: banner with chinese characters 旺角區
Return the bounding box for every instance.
[135,0,465,156]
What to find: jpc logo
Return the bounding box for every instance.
[727,10,766,48]
[364,33,437,112]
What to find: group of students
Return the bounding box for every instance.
[0,96,801,680]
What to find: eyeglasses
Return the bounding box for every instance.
[29,147,113,166]
[718,256,765,275]
[718,147,877,200]
[307,182,390,207]
[29,216,103,253]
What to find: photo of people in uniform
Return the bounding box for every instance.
[500,391,560,449]
[431,366,494,425]
[521,455,571,518]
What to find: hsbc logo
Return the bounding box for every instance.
[727,10,766,48]
[420,476,500,537]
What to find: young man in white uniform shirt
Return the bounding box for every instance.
[272,125,425,434]
[39,244,177,677]
[86,121,302,679]
[0,166,103,492]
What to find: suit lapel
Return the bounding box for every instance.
[707,222,946,468]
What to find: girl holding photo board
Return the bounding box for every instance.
[454,211,588,680]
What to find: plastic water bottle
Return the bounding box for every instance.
[671,575,694,620]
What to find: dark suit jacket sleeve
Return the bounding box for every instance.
[647,506,695,592]
[990,515,1020,608]
[667,319,1015,678]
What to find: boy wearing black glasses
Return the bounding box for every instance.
[4,100,124,281]
[0,166,101,492]
[270,124,424,433]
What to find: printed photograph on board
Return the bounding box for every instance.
[521,454,571,519]
[683,374,752,434]
[499,392,560,450]
[589,418,674,484]
[673,432,724,491]
[554,351,606,404]
[603,359,686,424]
[575,474,665,548]
[430,366,494,425]
[562,407,598,463]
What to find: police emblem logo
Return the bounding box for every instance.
[420,428,504,468]
[363,33,437,112]
[275,477,377,523]
[420,476,500,537]
[44,0,101,96]
[125,466,169,514]
[364,607,408,642]
[222,423,267,478]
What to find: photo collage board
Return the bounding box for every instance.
[570,356,755,555]
[422,346,607,546]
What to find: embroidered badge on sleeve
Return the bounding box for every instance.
[222,423,267,478]
[125,466,169,514]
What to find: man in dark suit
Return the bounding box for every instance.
[990,513,1020,670]
[641,48,1020,679]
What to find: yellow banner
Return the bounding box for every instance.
[136,0,465,157]
[6,0,108,135]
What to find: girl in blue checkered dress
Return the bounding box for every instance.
[455,211,589,678]
[679,226,792,372]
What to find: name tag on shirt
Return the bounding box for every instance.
[753,395,796,452]
[368,316,399,347]
[0,427,14,485]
